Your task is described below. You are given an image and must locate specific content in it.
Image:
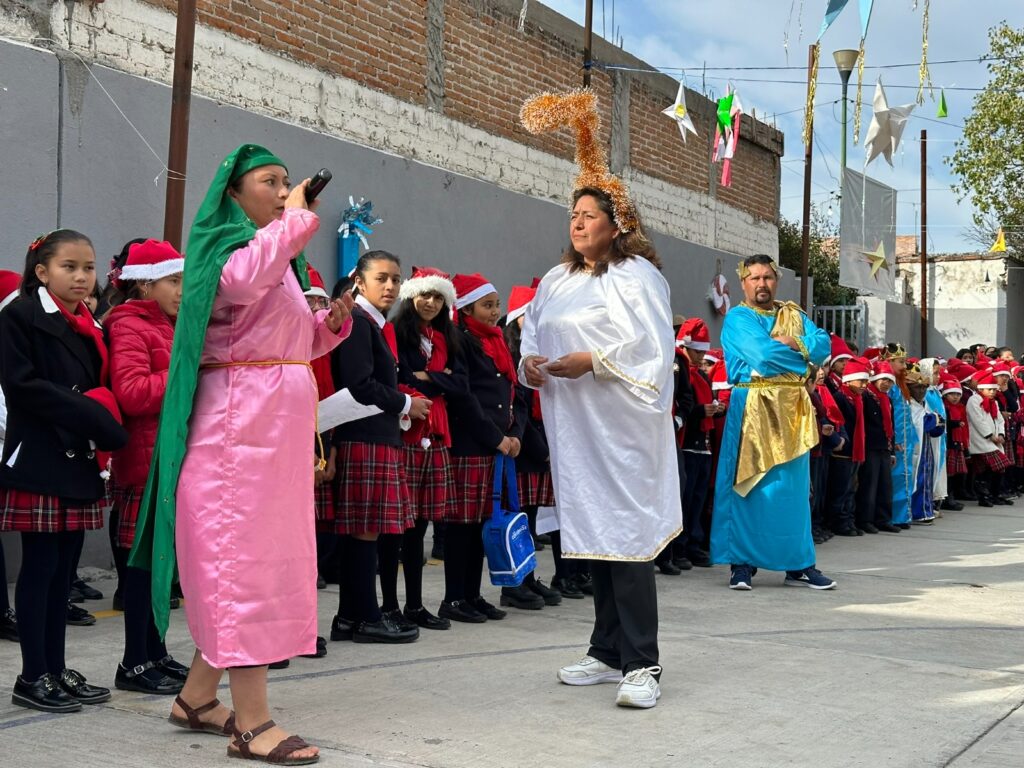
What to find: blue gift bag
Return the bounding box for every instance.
[482,454,537,587]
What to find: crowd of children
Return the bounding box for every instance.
[1,227,1021,714]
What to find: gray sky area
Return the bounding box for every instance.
[538,0,1024,254]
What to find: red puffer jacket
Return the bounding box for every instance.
[105,300,175,487]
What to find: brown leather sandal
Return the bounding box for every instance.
[168,695,236,736]
[227,720,319,765]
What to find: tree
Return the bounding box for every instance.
[948,23,1024,254]
[777,213,858,307]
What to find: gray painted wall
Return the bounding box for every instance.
[1,40,793,577]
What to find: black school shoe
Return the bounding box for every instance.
[13,673,82,713]
[66,602,96,626]
[470,597,507,621]
[500,584,545,610]
[572,573,594,595]
[353,613,419,644]
[58,668,111,704]
[550,576,584,599]
[403,606,451,630]
[330,615,356,641]
[155,655,190,681]
[876,522,901,533]
[115,663,183,695]
[526,578,563,606]
[0,608,17,641]
[438,600,487,623]
[299,636,328,659]
[70,578,103,601]
[268,659,290,669]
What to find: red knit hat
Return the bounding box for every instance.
[506,282,539,323]
[399,266,457,308]
[842,356,871,382]
[940,374,962,396]
[118,240,184,284]
[0,269,21,312]
[452,273,496,310]
[304,264,329,299]
[870,360,896,383]
[677,318,710,351]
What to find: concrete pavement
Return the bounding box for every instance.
[2,500,1024,767]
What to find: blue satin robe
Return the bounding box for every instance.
[710,305,831,571]
[889,386,919,525]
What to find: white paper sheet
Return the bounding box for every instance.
[318,388,382,430]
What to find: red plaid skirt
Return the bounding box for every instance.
[314,480,334,523]
[946,447,968,477]
[329,441,413,535]
[449,454,496,524]
[402,444,455,522]
[517,470,555,508]
[0,487,105,533]
[972,450,1012,474]
[109,483,143,549]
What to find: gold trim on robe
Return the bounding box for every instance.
[733,302,819,497]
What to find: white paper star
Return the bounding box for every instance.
[662,81,698,143]
[864,78,915,167]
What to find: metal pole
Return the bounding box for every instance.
[920,129,928,357]
[840,80,849,169]
[162,0,198,250]
[583,0,593,87]
[800,44,815,310]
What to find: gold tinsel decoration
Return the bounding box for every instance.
[917,0,934,105]
[520,89,639,233]
[852,39,866,145]
[802,43,820,147]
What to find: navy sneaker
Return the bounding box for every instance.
[729,565,754,591]
[784,567,836,590]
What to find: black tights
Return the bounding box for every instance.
[108,507,129,596]
[442,522,484,603]
[378,520,431,612]
[119,548,167,668]
[16,531,81,681]
[0,537,9,613]
[338,535,382,624]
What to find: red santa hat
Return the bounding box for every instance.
[974,351,993,369]
[677,317,710,351]
[506,279,540,324]
[0,269,21,312]
[842,356,871,383]
[951,361,978,385]
[304,264,329,300]
[452,272,497,310]
[711,359,731,393]
[704,348,723,365]
[974,369,999,390]
[869,360,896,383]
[863,347,882,361]
[992,361,1012,378]
[399,265,457,308]
[829,335,854,367]
[940,374,962,396]
[118,240,184,284]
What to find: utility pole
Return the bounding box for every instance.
[800,44,815,310]
[920,129,928,357]
[162,0,197,250]
[583,0,594,87]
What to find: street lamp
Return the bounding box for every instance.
[833,49,859,170]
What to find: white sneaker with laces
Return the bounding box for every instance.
[615,666,662,709]
[557,655,623,686]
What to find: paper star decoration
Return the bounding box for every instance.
[661,81,697,142]
[864,78,915,167]
[862,242,890,279]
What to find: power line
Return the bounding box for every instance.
[592,55,1011,73]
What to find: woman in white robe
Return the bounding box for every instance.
[520,187,681,710]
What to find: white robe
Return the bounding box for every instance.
[519,258,682,561]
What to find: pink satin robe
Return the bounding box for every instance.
[176,208,349,667]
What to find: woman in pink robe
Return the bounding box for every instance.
[165,146,352,765]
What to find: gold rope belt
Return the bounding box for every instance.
[735,379,807,389]
[199,359,327,471]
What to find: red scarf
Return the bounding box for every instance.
[461,314,518,384]
[980,392,1000,420]
[690,364,714,433]
[311,354,335,402]
[867,384,894,442]
[945,400,969,446]
[817,383,844,427]
[420,328,452,447]
[531,390,543,422]
[50,291,109,385]
[840,384,866,462]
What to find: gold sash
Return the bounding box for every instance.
[733,302,819,497]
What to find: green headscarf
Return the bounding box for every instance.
[129,144,311,637]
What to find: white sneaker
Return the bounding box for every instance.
[615,666,662,709]
[557,655,623,686]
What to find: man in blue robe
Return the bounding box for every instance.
[710,255,837,591]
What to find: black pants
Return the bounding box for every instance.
[679,451,711,554]
[826,457,857,531]
[119,548,167,668]
[587,560,659,674]
[442,522,484,603]
[16,531,81,681]
[856,450,893,527]
[810,453,828,530]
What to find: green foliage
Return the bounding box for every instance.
[948,23,1024,254]
[777,214,858,307]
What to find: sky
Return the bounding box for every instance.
[536,0,1023,254]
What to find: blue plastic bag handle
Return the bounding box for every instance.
[491,453,521,519]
